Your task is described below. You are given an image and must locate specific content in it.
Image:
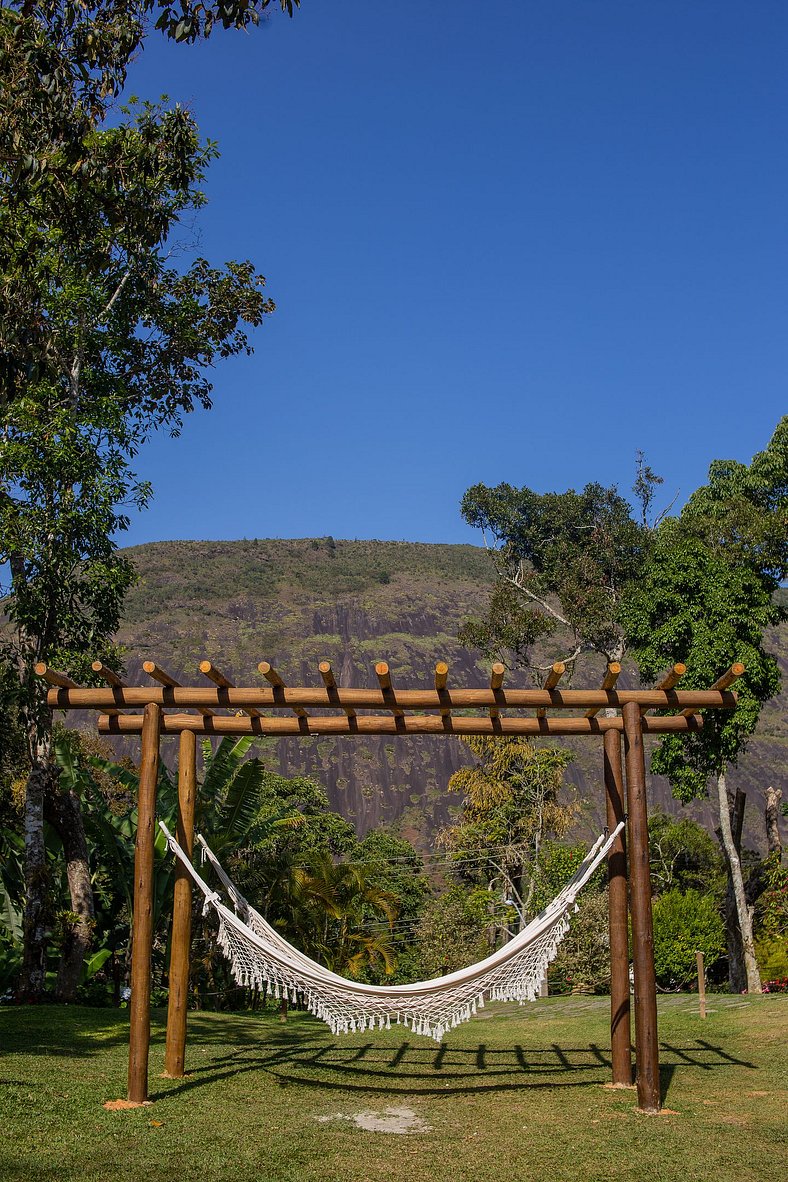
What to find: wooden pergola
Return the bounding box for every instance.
[38,656,745,1115]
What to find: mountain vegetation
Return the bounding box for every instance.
[111,535,787,857]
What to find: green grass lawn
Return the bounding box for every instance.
[1,994,786,1182]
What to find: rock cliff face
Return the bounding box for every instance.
[115,537,787,854]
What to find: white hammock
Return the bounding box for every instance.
[160,820,623,1042]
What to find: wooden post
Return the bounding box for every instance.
[622,701,661,1113]
[164,730,197,1078]
[603,729,632,1086]
[696,951,707,1019]
[128,702,161,1105]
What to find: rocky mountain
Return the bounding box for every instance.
[113,537,787,855]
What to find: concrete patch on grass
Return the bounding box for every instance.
[315,1106,431,1134]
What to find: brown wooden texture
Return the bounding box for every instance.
[603,729,632,1086]
[91,661,126,688]
[144,661,214,718]
[98,711,707,737]
[435,662,451,717]
[376,662,404,718]
[536,662,566,718]
[199,661,262,718]
[259,662,308,719]
[319,661,357,721]
[127,703,161,1104]
[622,701,660,1113]
[681,662,745,715]
[164,730,197,1078]
[34,663,78,688]
[89,662,125,715]
[585,662,622,718]
[49,685,739,712]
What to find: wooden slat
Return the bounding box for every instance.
[489,662,505,722]
[435,661,451,719]
[375,662,404,718]
[258,662,307,720]
[199,660,261,718]
[91,661,126,689]
[34,662,79,689]
[586,662,622,718]
[90,661,125,717]
[641,663,686,716]
[657,662,687,692]
[50,686,741,712]
[98,712,707,737]
[143,661,214,717]
[681,663,745,716]
[319,660,356,721]
[536,662,566,718]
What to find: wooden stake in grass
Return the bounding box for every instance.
[697,951,707,1019]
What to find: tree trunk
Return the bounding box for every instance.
[715,773,761,993]
[20,743,52,1001]
[765,786,782,858]
[45,778,95,1002]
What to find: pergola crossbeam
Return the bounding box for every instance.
[143,661,215,718]
[319,661,357,724]
[375,662,405,721]
[680,662,745,716]
[585,662,622,718]
[97,711,706,737]
[199,660,262,718]
[53,685,740,712]
[536,661,566,718]
[259,661,308,723]
[34,662,79,689]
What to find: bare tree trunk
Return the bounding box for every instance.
[765,786,782,858]
[20,742,52,1001]
[715,772,761,993]
[45,779,95,1002]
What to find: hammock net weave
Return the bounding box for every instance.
[160,820,623,1042]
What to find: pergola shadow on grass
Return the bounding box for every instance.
[38,655,746,1115]
[146,1032,757,1105]
[3,1000,785,1182]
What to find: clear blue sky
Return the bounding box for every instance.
[122,1,786,547]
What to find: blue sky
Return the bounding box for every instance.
[122,1,786,547]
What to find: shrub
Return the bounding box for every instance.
[550,892,610,994]
[755,934,788,983]
[652,889,725,988]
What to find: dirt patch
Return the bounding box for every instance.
[316,1106,431,1135]
[103,1099,153,1111]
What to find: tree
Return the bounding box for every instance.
[461,423,786,994]
[647,813,725,898]
[460,481,650,670]
[444,736,574,934]
[623,418,787,993]
[651,889,726,990]
[1,7,279,998]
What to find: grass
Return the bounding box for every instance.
[1,995,786,1182]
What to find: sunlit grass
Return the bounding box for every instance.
[1,994,786,1182]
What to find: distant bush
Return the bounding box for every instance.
[652,889,725,989]
[755,935,788,983]
[550,892,610,994]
